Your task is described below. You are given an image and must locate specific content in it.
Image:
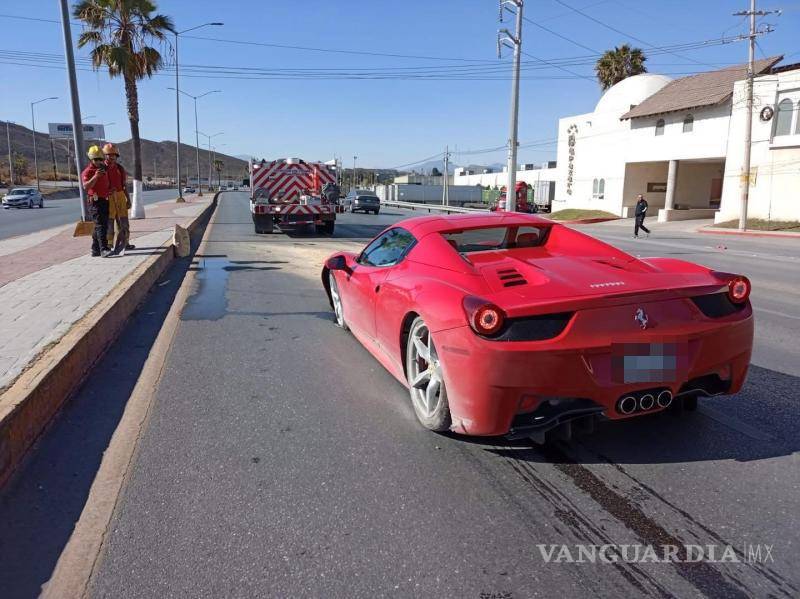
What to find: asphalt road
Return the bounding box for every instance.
[1,193,798,598]
[0,189,180,240]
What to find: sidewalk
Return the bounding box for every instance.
[0,194,209,390]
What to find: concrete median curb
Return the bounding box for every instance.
[0,193,218,490]
[42,192,220,599]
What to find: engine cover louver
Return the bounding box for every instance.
[497,268,527,287]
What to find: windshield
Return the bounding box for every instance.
[10,188,32,195]
[441,225,549,253]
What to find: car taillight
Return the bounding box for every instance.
[463,296,506,336]
[727,276,751,304]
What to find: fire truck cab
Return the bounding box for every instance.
[249,158,340,235]
[491,181,535,213]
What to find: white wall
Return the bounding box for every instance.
[555,110,629,215]
[719,69,800,222]
[622,162,668,211]
[626,104,731,162]
[452,167,558,188]
[675,162,725,208]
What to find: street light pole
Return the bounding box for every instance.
[353,155,357,192]
[498,0,523,212]
[173,22,223,201]
[30,97,57,191]
[199,131,223,191]
[169,88,220,196]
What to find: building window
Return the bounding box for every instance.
[592,178,605,200]
[774,98,794,136]
[655,119,665,136]
[683,114,694,133]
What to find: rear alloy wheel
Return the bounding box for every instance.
[406,317,451,431]
[328,271,349,330]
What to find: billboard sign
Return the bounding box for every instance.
[48,123,105,140]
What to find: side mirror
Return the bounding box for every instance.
[326,255,348,271]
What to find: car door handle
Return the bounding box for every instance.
[375,285,381,293]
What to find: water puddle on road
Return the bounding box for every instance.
[181,258,231,321]
[181,258,286,321]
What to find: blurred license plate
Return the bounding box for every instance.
[611,343,687,383]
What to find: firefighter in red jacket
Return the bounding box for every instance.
[103,143,135,255]
[81,145,112,257]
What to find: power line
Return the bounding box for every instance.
[549,0,717,67]
[522,15,600,54]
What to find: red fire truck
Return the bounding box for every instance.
[490,181,535,213]
[249,158,341,234]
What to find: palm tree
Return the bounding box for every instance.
[74,0,173,216]
[595,44,647,91]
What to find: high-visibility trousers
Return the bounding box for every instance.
[107,190,130,247]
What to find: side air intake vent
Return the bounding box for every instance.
[497,268,527,287]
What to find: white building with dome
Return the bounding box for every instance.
[549,56,800,222]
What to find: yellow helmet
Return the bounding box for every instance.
[87,145,103,160]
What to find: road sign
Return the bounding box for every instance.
[48,122,105,140]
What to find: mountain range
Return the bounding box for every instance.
[2,120,248,182]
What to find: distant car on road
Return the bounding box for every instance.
[182,186,196,194]
[2,187,44,209]
[343,189,380,214]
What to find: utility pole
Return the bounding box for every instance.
[5,121,13,186]
[733,1,779,231]
[50,138,58,182]
[353,155,358,192]
[442,145,450,205]
[58,0,86,220]
[498,0,523,212]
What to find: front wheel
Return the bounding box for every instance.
[406,317,451,431]
[328,271,348,330]
[28,199,33,209]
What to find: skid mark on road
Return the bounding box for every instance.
[491,441,797,598]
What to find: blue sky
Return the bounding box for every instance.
[1,0,798,169]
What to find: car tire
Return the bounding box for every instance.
[374,209,380,215]
[28,199,33,209]
[39,199,44,208]
[328,271,349,331]
[406,316,451,432]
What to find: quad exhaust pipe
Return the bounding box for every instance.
[616,389,673,415]
[657,390,673,408]
[618,395,637,415]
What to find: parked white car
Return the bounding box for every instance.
[2,187,44,209]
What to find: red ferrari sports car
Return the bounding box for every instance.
[322,213,753,441]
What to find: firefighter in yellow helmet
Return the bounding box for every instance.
[102,142,135,255]
[81,145,112,257]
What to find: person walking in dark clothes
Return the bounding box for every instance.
[634,194,651,238]
[81,145,112,257]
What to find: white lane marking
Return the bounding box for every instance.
[698,405,775,442]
